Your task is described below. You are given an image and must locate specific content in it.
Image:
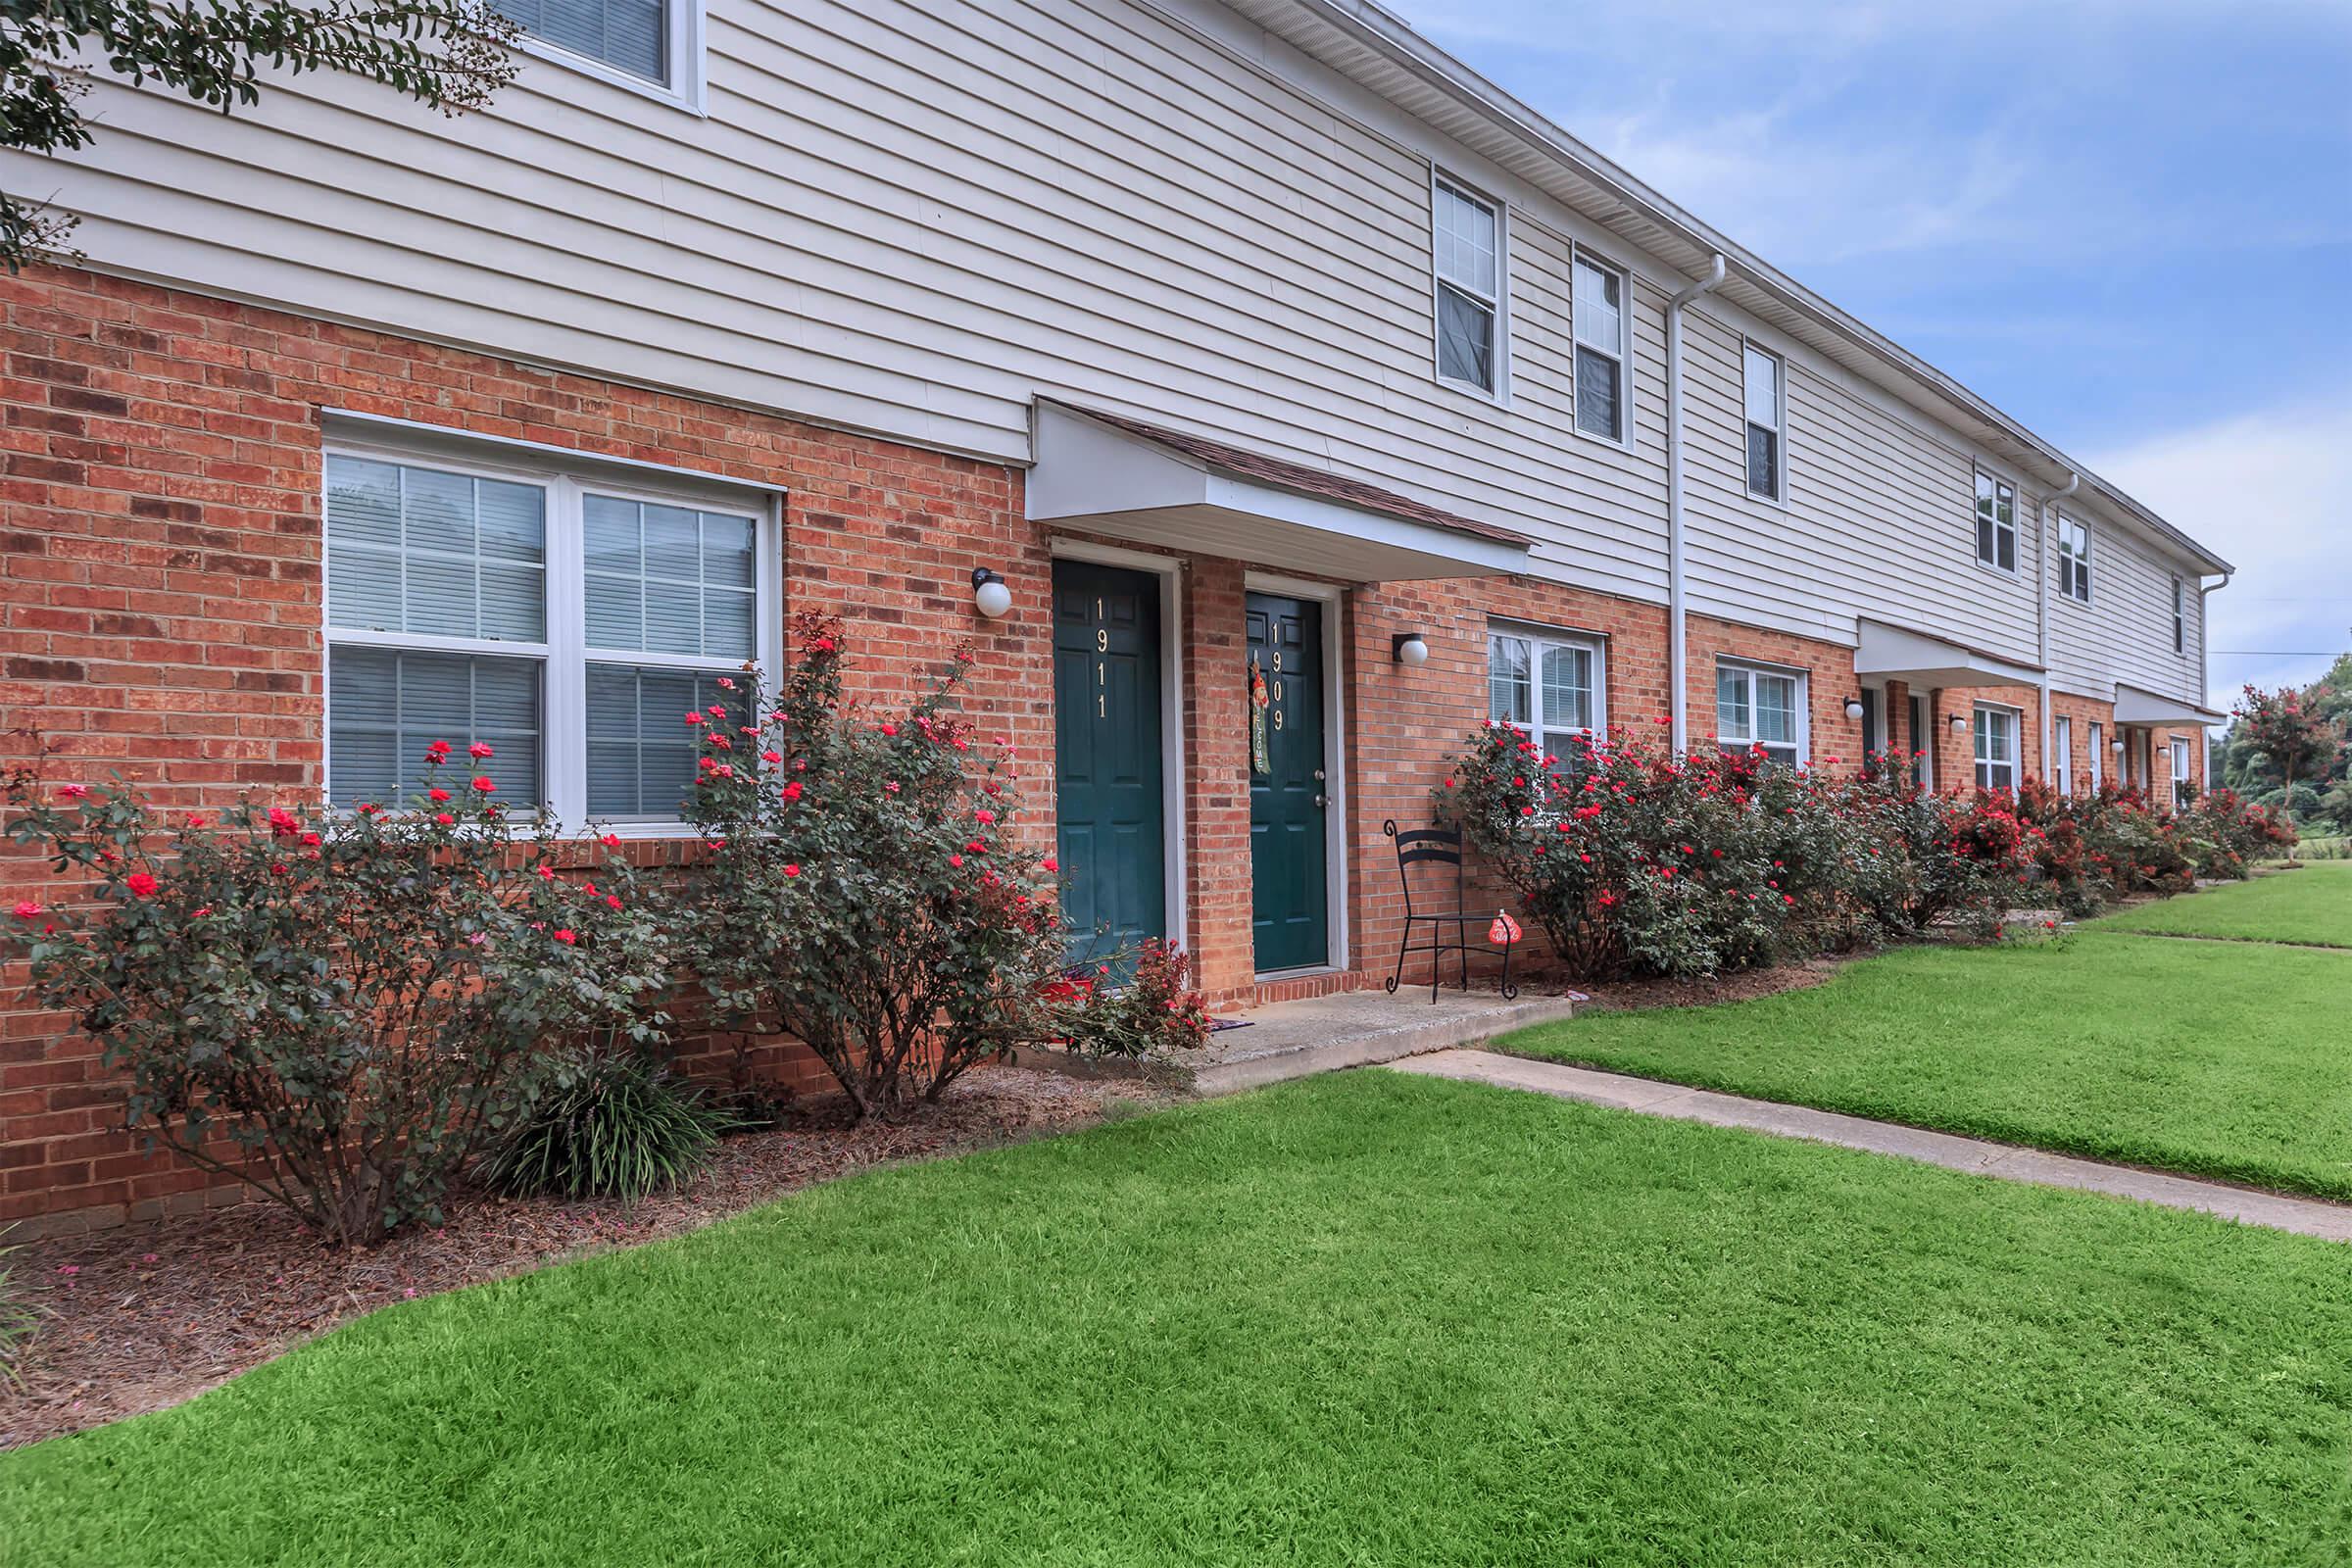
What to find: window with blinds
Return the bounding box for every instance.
[323,448,770,827]
[1487,626,1605,767]
[496,0,667,83]
[1717,662,1802,768]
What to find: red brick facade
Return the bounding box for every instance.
[0,265,2208,1233]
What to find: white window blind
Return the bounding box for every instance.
[1718,663,1801,767]
[497,0,665,82]
[1488,628,1605,765]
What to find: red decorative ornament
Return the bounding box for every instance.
[1489,909,1521,947]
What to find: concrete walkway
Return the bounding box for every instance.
[1393,1050,2352,1244]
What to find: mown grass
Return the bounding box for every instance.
[6,1071,2349,1566]
[1507,931,2352,1200]
[2094,861,2352,947]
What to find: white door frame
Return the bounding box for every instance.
[1049,538,1188,952]
[1245,570,1349,978]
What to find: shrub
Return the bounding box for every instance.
[4,757,671,1244]
[0,1233,34,1387]
[1045,939,1212,1060]
[477,1041,732,1201]
[678,614,1067,1118]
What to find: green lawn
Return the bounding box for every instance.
[2095,861,2352,947]
[1506,931,2352,1200]
[5,1071,2349,1566]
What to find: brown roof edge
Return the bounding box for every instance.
[1047,400,1532,549]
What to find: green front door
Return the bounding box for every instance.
[1248,592,1329,973]
[1053,561,1165,965]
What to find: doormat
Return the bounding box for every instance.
[1206,1018,1255,1033]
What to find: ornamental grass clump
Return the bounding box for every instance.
[3,753,672,1244]
[679,613,1068,1119]
[478,1040,733,1201]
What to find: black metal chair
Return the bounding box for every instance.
[1383,819,1517,1003]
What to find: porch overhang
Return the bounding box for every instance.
[1026,401,1530,582]
[2113,684,2225,727]
[1854,619,2043,689]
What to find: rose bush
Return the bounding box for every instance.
[4,753,669,1244]
[676,613,1068,1118]
[1042,939,1211,1061]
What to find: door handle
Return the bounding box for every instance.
[1313,793,1328,809]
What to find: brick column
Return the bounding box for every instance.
[1182,558,1254,997]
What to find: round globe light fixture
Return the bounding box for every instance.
[1392,631,1429,667]
[1843,696,1865,720]
[970,566,1012,619]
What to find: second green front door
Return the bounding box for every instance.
[1247,592,1329,973]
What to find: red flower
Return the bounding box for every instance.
[187,813,210,829]
[1042,857,1058,872]
[468,742,495,760]
[781,781,803,803]
[125,872,159,899]
[56,783,89,801]
[761,750,782,764]
[783,863,801,878]
[433,813,455,827]
[552,929,577,945]
[428,788,452,804]
[12,901,42,919]
[950,854,964,868]
[300,831,321,848]
[470,776,496,793]
[268,806,300,836]
[684,711,706,726]
[601,834,622,850]
[974,808,996,825]
[425,740,452,759]
[606,895,622,910]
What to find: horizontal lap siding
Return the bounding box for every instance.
[2050,522,2206,704]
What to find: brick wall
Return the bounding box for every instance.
[0,264,1035,1234]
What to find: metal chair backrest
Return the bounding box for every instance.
[1384,819,1463,921]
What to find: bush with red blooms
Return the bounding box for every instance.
[679,614,1067,1118]
[2009,777,2292,912]
[1042,938,1211,1061]
[3,753,667,1243]
[1439,724,2038,980]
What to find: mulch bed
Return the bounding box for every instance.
[1,1064,1172,1449]
[1567,957,1845,1014]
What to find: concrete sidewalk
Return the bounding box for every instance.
[1392,1050,2352,1244]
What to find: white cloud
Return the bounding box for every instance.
[2087,398,2352,708]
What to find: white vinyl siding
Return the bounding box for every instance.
[1432,175,1502,396]
[1741,343,1784,500]
[2057,516,2089,603]
[1975,471,2017,572]
[1487,626,1605,764]
[1717,662,1802,768]
[323,443,773,827]
[1572,253,1630,443]
[1974,705,2019,792]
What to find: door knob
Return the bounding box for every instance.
[1313,793,1328,809]
[1312,768,1326,781]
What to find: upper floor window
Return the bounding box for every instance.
[325,446,775,827]
[1488,626,1605,765]
[1432,177,1502,396]
[1974,705,2019,792]
[1572,254,1629,442]
[496,0,699,100]
[1717,662,1802,768]
[2173,576,2187,653]
[2057,516,2090,602]
[1742,344,1785,499]
[1974,472,2017,571]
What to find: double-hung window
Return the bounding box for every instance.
[2172,738,2193,808]
[1742,343,1785,499]
[1433,177,1502,396]
[1974,471,2017,571]
[2173,577,2187,654]
[324,446,775,828]
[1572,254,1630,441]
[2088,721,2105,790]
[1974,705,2019,792]
[2057,516,2090,602]
[2054,715,2074,796]
[495,0,701,102]
[1488,626,1605,766]
[1717,662,1802,768]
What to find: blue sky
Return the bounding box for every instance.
[1389,0,2352,709]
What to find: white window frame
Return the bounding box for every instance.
[1715,659,1807,768]
[1974,470,2018,573]
[321,434,782,836]
[510,0,708,115]
[1741,339,1788,503]
[1487,621,1607,765]
[2088,720,2105,791]
[2057,515,2090,603]
[2054,714,2074,795]
[1570,247,1634,447]
[2171,737,2192,808]
[1974,703,2021,792]
[1430,172,1508,402]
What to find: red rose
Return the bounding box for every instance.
[783,863,801,878]
[470,776,495,793]
[469,742,494,760]
[552,929,576,945]
[125,872,159,898]
[428,788,451,804]
[433,813,455,827]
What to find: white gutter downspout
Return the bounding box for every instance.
[2199,569,2234,784]
[2039,470,2078,782]
[1666,253,1728,755]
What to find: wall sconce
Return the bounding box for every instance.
[1843,696,1865,720]
[2111,737,2127,754]
[969,566,1011,619]
[1948,712,1969,735]
[1392,631,1429,667]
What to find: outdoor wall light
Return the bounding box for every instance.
[1948,712,1970,734]
[1843,696,1866,720]
[1392,631,1430,666]
[2111,737,2127,754]
[969,566,1012,619]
